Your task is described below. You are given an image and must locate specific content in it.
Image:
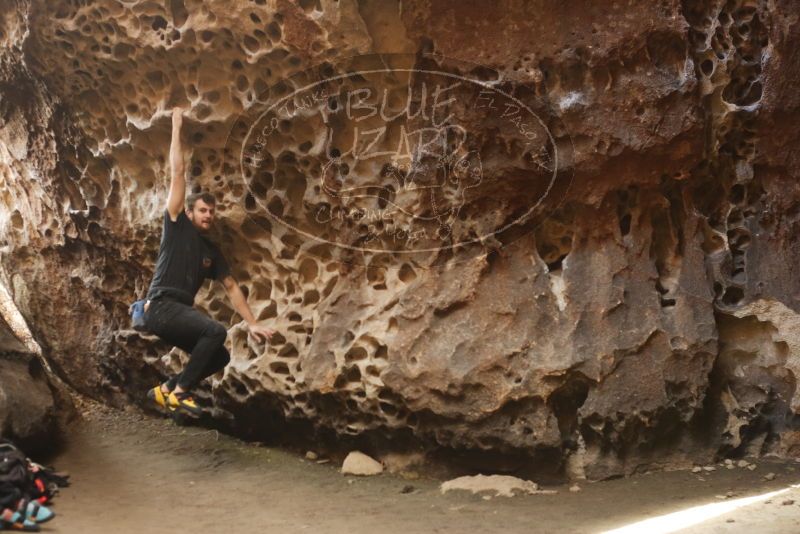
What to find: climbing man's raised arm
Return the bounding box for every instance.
[166,107,185,222]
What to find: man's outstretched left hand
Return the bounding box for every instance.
[248,323,276,343]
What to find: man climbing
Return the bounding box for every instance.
[141,107,275,416]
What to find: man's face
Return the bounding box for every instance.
[187,199,215,232]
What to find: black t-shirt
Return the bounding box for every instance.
[146,209,230,303]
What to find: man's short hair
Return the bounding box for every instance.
[187,191,216,211]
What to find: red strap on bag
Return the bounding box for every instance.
[33,478,48,503]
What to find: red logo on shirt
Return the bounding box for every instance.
[202,257,212,268]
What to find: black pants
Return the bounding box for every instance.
[143,297,230,391]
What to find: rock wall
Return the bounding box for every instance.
[0,274,65,455]
[1,0,799,479]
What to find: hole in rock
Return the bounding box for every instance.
[266,21,281,40]
[398,263,417,283]
[345,365,362,383]
[244,35,260,53]
[298,258,318,283]
[619,212,632,236]
[278,344,298,358]
[269,361,290,375]
[299,0,321,12]
[721,286,745,306]
[345,346,368,363]
[151,16,168,31]
[267,197,284,217]
[269,331,286,344]
[170,0,188,26]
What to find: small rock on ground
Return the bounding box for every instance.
[440,474,551,498]
[341,451,383,476]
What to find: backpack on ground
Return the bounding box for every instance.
[0,440,32,509]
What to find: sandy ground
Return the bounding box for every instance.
[37,403,800,534]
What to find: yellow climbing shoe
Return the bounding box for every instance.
[167,391,203,416]
[146,385,169,410]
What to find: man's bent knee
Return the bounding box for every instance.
[204,321,227,341]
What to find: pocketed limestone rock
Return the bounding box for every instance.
[1,0,800,480]
[0,288,67,455]
[0,355,59,449]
